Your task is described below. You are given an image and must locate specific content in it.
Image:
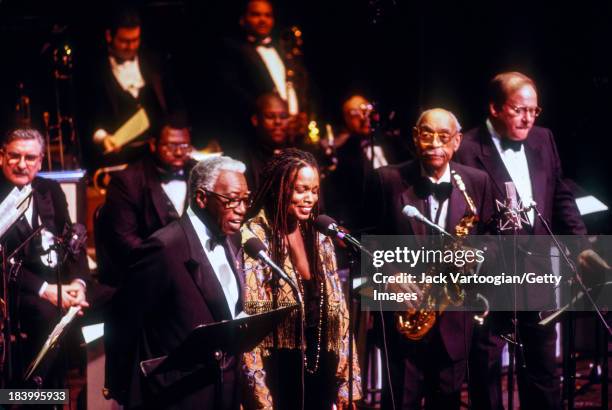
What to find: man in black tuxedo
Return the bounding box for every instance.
[0,128,89,369]
[215,0,311,153]
[105,155,250,409]
[454,71,587,410]
[371,108,494,409]
[96,117,195,287]
[236,92,291,190]
[80,7,181,170]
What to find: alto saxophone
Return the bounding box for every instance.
[395,170,479,340]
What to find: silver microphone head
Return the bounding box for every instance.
[402,205,422,219]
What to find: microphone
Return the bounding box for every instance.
[401,205,454,238]
[495,181,530,231]
[243,237,302,304]
[314,215,373,257]
[61,223,87,256]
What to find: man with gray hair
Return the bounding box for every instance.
[105,155,249,409]
[368,108,494,409]
[0,128,89,380]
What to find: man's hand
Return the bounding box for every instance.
[578,249,610,287]
[335,400,357,410]
[386,273,422,311]
[103,136,120,153]
[41,284,77,310]
[64,281,90,315]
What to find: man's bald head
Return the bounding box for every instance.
[415,108,462,133]
[342,95,372,136]
[413,108,463,178]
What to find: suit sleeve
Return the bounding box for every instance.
[548,131,587,236]
[102,173,146,259]
[104,237,169,404]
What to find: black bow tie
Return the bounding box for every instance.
[248,35,273,48]
[415,178,453,201]
[208,234,228,251]
[501,138,523,152]
[158,168,186,183]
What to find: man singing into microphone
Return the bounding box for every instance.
[370,108,493,409]
[105,155,249,409]
[454,71,587,410]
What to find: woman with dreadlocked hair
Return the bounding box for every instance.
[241,148,361,410]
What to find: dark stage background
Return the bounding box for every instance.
[1,0,611,227]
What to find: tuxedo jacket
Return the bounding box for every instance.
[454,124,586,236]
[79,50,181,170]
[454,124,587,310]
[96,155,196,287]
[104,214,244,409]
[214,35,313,154]
[369,160,494,361]
[0,176,89,295]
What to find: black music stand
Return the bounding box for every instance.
[140,305,296,377]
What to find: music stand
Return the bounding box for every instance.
[140,305,297,377]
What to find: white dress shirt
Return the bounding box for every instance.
[20,185,85,296]
[255,43,299,115]
[423,164,451,231]
[93,55,146,143]
[186,207,240,318]
[109,55,145,99]
[161,180,187,216]
[487,119,534,224]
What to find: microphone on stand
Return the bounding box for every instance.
[495,181,531,232]
[243,237,302,305]
[314,215,373,257]
[401,205,454,239]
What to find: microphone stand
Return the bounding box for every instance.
[530,204,611,410]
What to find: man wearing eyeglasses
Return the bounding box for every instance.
[454,71,587,410]
[0,128,89,376]
[97,115,196,287]
[369,109,494,410]
[105,155,249,409]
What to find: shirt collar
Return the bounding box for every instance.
[487,117,524,154]
[421,162,451,184]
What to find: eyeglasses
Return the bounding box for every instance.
[505,104,542,118]
[262,112,290,121]
[415,129,456,145]
[202,189,253,209]
[4,152,42,166]
[160,143,192,153]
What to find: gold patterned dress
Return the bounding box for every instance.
[241,210,361,410]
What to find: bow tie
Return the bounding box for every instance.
[501,138,523,152]
[415,177,453,201]
[248,35,273,48]
[208,234,227,251]
[158,168,186,183]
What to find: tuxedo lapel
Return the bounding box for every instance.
[145,162,176,226]
[524,136,547,231]
[475,128,512,198]
[179,216,233,322]
[399,163,427,236]
[33,181,58,234]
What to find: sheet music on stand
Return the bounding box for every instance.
[24,306,81,381]
[0,185,32,239]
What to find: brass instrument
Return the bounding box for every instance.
[395,170,479,340]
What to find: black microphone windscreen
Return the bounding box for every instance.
[244,237,267,258]
[314,215,336,235]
